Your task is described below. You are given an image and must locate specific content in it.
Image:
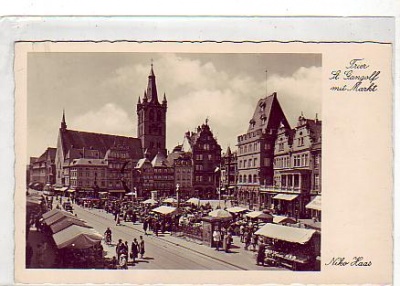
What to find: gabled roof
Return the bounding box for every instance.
[152,151,168,167]
[36,147,57,163]
[60,129,143,160]
[247,92,290,133]
[136,158,152,168]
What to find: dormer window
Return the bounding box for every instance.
[249,119,256,129]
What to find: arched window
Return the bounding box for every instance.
[243,175,247,183]
[253,174,257,184]
[248,175,252,183]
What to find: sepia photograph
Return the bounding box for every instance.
[14,40,392,285]
[25,51,322,271]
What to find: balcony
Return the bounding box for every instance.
[259,184,307,194]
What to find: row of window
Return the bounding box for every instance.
[238,174,258,184]
[195,154,218,161]
[239,158,258,168]
[195,176,214,182]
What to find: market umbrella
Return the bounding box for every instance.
[142,198,158,205]
[208,209,233,220]
[186,197,200,205]
[162,198,178,203]
[151,206,177,215]
[53,225,103,249]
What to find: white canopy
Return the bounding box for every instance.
[43,210,75,225]
[226,206,249,213]
[245,211,263,218]
[208,209,233,219]
[306,196,321,211]
[186,197,200,205]
[152,206,177,215]
[42,208,61,219]
[273,215,297,225]
[141,198,158,205]
[53,225,102,249]
[50,217,91,234]
[255,223,316,244]
[163,198,178,203]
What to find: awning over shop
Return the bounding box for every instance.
[50,217,91,234]
[273,194,299,201]
[245,211,273,222]
[152,206,177,215]
[226,206,249,213]
[53,225,102,249]
[255,223,316,244]
[306,196,321,211]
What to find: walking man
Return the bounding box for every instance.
[213,229,221,251]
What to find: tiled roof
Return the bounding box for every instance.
[247,92,289,133]
[136,158,152,168]
[305,119,322,144]
[36,147,57,162]
[152,151,168,167]
[60,129,143,160]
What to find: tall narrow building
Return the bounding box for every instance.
[137,64,168,160]
[237,92,290,210]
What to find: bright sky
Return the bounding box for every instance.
[28,52,321,158]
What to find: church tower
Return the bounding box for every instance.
[137,63,168,160]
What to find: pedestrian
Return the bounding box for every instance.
[240,224,245,242]
[139,236,145,259]
[224,232,232,253]
[143,218,148,235]
[154,221,159,237]
[213,229,221,251]
[256,239,266,266]
[116,213,121,226]
[116,239,123,261]
[244,231,251,250]
[251,233,258,252]
[130,238,139,264]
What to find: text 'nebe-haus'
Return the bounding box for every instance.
[28,64,321,220]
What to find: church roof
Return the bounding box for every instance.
[69,158,107,167]
[36,147,57,163]
[60,129,143,160]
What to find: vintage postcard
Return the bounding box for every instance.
[14,40,392,284]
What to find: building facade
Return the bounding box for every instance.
[236,92,290,210]
[28,147,57,188]
[220,147,238,199]
[167,144,193,199]
[185,121,222,199]
[151,151,175,198]
[260,114,322,219]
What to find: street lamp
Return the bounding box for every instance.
[176,184,180,211]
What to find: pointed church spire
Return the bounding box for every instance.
[146,62,159,104]
[138,96,141,104]
[61,109,67,130]
[143,90,148,102]
[162,92,167,106]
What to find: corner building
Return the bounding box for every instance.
[237,92,290,210]
[185,122,222,199]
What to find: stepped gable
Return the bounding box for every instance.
[61,129,143,160]
[36,147,57,162]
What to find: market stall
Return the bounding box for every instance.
[53,225,103,249]
[255,223,319,271]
